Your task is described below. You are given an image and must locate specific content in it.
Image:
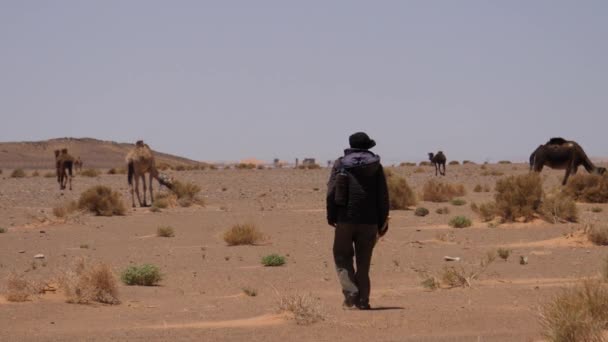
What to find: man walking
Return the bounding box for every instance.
[326,132,390,310]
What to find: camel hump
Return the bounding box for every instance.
[547,137,569,145]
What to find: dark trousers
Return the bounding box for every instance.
[332,223,377,304]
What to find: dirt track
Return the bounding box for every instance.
[1,164,607,341]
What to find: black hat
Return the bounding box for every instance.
[349,132,376,149]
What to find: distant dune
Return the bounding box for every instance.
[0,137,201,169]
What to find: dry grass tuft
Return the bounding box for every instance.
[44,171,56,178]
[385,170,417,209]
[440,252,496,288]
[564,174,608,203]
[540,280,608,342]
[481,169,504,177]
[414,207,429,217]
[586,224,608,246]
[419,161,432,167]
[494,173,543,222]
[540,191,578,223]
[435,207,450,215]
[449,216,472,228]
[59,259,120,305]
[223,223,263,246]
[448,160,460,165]
[31,170,40,177]
[156,226,175,237]
[10,169,26,178]
[473,184,483,192]
[78,186,126,216]
[80,168,100,177]
[171,180,204,207]
[421,180,466,202]
[53,200,79,218]
[278,293,324,325]
[5,273,42,302]
[107,168,127,175]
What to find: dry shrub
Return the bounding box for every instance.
[471,202,497,222]
[540,280,608,342]
[278,293,324,325]
[157,163,173,171]
[481,169,504,176]
[10,169,26,178]
[400,162,416,167]
[175,165,187,171]
[171,180,203,207]
[413,167,425,173]
[540,192,578,223]
[5,273,42,302]
[156,225,175,237]
[448,160,460,165]
[80,168,100,177]
[386,170,416,209]
[498,160,512,164]
[422,179,466,202]
[152,193,171,209]
[419,161,432,167]
[53,200,79,218]
[494,173,543,222]
[78,185,126,216]
[586,224,608,246]
[449,216,472,228]
[415,207,429,217]
[440,252,496,288]
[107,168,127,175]
[435,207,450,215]
[602,256,608,283]
[44,171,55,178]
[223,223,263,246]
[463,160,475,165]
[236,163,256,170]
[564,174,608,203]
[473,184,483,192]
[59,259,120,305]
[121,264,162,286]
[31,170,40,177]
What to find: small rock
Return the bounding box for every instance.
[520,256,528,265]
[34,254,45,259]
[39,230,46,234]
[18,250,25,254]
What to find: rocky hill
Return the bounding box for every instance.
[0,137,201,169]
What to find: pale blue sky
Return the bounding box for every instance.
[1,1,606,164]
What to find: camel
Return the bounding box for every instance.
[74,157,83,172]
[530,137,607,185]
[428,151,447,176]
[126,140,173,207]
[54,148,74,190]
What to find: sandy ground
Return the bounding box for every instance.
[1,163,607,341]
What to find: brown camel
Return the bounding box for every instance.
[428,151,447,176]
[530,137,606,185]
[74,157,83,172]
[54,148,74,190]
[126,140,173,207]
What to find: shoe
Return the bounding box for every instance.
[342,293,358,309]
[356,302,371,310]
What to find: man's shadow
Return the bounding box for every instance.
[368,306,404,311]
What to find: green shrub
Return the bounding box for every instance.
[386,170,417,209]
[414,207,429,217]
[10,169,26,178]
[451,198,467,206]
[77,186,126,216]
[156,226,175,237]
[80,168,100,177]
[261,254,286,267]
[224,223,263,246]
[565,174,608,203]
[121,264,162,286]
[449,216,472,228]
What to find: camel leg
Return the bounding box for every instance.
[130,181,136,208]
[134,177,143,207]
[141,174,148,207]
[434,164,438,176]
[441,163,446,176]
[149,173,154,205]
[562,168,572,186]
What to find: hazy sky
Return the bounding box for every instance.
[1,1,606,164]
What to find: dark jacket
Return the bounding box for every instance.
[326,149,389,232]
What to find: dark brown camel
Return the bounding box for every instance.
[54,148,74,190]
[530,137,606,185]
[428,151,447,176]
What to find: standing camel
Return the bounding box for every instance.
[54,148,74,190]
[428,151,447,176]
[530,137,606,185]
[126,140,173,207]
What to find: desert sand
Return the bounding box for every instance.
[1,162,607,341]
